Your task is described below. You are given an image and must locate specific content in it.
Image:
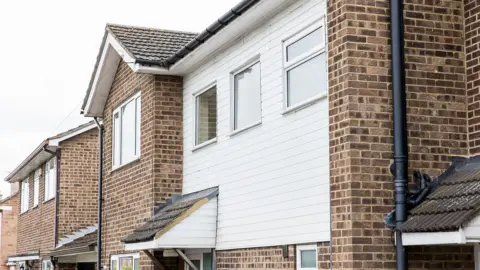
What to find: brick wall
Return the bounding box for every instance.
[17,163,56,256]
[57,128,98,238]
[216,242,330,270]
[0,193,19,270]
[327,0,468,268]
[408,246,474,270]
[101,61,183,270]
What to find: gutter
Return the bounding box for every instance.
[4,141,49,182]
[389,0,408,269]
[94,118,104,270]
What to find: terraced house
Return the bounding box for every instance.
[5,122,99,270]
[80,0,480,269]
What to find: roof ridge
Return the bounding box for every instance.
[106,23,199,36]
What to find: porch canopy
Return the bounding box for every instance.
[123,187,218,251]
[48,225,97,263]
[400,156,480,246]
[7,253,40,263]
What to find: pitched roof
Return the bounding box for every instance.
[107,24,198,65]
[122,187,218,244]
[49,231,97,257]
[399,156,480,232]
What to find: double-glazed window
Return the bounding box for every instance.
[33,169,40,207]
[113,92,141,168]
[194,86,217,146]
[20,179,29,213]
[296,245,317,270]
[42,261,53,270]
[44,157,56,201]
[284,20,326,108]
[111,254,140,270]
[185,252,213,270]
[232,60,261,131]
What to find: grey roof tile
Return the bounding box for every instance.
[399,156,480,232]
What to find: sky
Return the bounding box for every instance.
[0,0,240,197]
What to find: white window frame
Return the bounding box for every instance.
[184,252,213,270]
[110,253,140,270]
[112,92,142,169]
[33,169,40,207]
[20,179,29,213]
[192,82,217,150]
[41,260,53,270]
[229,56,262,135]
[296,244,318,270]
[282,18,327,111]
[44,157,57,202]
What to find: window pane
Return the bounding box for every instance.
[121,100,136,163]
[234,62,261,130]
[120,257,133,270]
[287,27,323,61]
[113,112,121,166]
[300,250,316,268]
[287,53,326,107]
[203,253,213,270]
[133,258,139,270]
[135,97,141,156]
[33,171,39,206]
[196,87,217,145]
[111,260,117,270]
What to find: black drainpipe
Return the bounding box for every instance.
[94,117,104,270]
[390,0,408,268]
[54,150,61,247]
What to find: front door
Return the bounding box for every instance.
[78,263,95,270]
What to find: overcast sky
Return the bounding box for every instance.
[0,0,240,197]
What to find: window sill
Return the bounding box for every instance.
[229,121,262,137]
[192,138,217,152]
[111,157,141,173]
[19,210,28,216]
[32,205,39,209]
[282,92,328,115]
[43,197,55,204]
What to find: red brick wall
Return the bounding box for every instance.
[0,193,19,270]
[327,0,468,268]
[216,243,330,270]
[57,128,98,238]
[101,61,183,270]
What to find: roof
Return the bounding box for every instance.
[399,156,480,232]
[5,121,96,183]
[122,187,218,244]
[107,24,198,65]
[49,231,97,257]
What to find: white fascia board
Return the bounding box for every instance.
[123,239,214,251]
[48,124,97,147]
[402,229,466,246]
[8,255,40,262]
[169,0,296,75]
[84,33,169,117]
[124,241,155,251]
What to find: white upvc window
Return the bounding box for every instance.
[231,59,262,133]
[283,19,327,109]
[111,253,140,270]
[33,169,40,207]
[20,179,29,213]
[112,92,141,169]
[184,252,213,270]
[194,85,217,147]
[296,245,318,270]
[44,157,56,201]
[42,260,53,270]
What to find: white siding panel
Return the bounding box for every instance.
[155,198,217,248]
[183,0,329,250]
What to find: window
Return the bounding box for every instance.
[44,157,56,201]
[42,261,52,270]
[184,252,212,270]
[296,245,317,270]
[232,60,261,131]
[113,92,141,168]
[283,20,326,108]
[195,86,217,146]
[111,254,140,270]
[20,179,29,213]
[33,169,40,207]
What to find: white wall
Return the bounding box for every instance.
[183,0,329,250]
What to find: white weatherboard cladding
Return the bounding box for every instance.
[182,0,329,250]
